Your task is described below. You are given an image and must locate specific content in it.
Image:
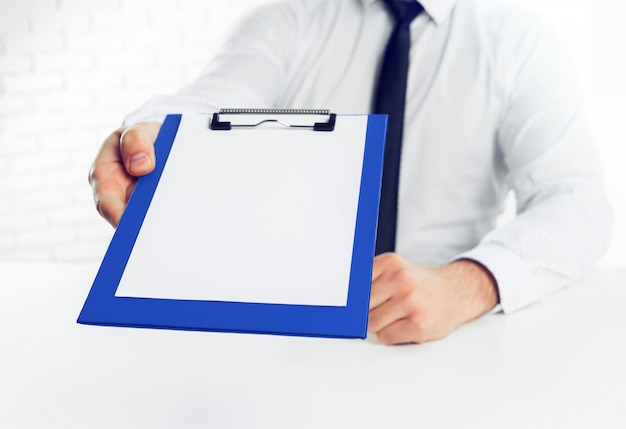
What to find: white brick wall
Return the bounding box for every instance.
[1,0,624,265]
[0,0,271,262]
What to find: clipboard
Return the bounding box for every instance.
[78,110,387,338]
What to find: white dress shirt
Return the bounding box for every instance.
[125,0,613,313]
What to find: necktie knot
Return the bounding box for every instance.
[383,0,423,25]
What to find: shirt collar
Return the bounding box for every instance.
[361,0,458,25]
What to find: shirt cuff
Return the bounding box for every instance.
[453,243,539,314]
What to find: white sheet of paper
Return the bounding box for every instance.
[114,114,368,307]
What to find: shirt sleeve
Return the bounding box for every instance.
[456,15,613,313]
[123,2,299,125]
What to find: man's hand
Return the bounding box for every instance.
[368,253,500,345]
[88,122,161,227]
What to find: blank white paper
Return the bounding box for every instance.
[114,114,368,306]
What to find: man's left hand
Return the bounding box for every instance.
[368,253,500,345]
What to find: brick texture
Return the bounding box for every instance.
[0,0,270,262]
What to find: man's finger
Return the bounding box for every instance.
[369,254,407,310]
[120,123,160,176]
[371,252,394,282]
[368,296,408,333]
[375,318,421,346]
[369,273,392,310]
[96,192,127,227]
[90,159,134,227]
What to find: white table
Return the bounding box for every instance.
[1,263,625,429]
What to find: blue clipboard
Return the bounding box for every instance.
[78,111,387,338]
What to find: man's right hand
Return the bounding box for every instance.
[89,121,162,227]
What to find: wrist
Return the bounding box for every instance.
[437,259,500,322]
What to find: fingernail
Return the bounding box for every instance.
[129,153,150,172]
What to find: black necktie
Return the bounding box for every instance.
[373,0,423,255]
